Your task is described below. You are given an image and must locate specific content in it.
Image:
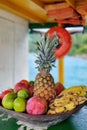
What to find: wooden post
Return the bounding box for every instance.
[57,24,64,85]
[58,57,64,84]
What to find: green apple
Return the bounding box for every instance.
[2,93,17,109]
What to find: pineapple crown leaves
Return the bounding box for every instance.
[35,33,59,72]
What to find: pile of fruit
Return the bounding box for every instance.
[0,79,34,113]
[0,79,65,114]
[0,79,87,115]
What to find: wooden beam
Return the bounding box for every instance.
[31,0,44,8]
[8,0,50,22]
[44,2,69,11]
[0,3,32,22]
[65,0,76,8]
[40,0,64,3]
[0,0,48,23]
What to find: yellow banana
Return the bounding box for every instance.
[77,96,87,104]
[47,91,87,115]
[47,109,57,114]
[55,106,66,113]
[64,101,76,111]
[59,85,87,96]
[47,106,66,114]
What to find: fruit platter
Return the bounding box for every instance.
[0,34,87,127]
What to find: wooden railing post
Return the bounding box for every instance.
[58,57,64,85]
[58,24,64,85]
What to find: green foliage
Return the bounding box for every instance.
[69,33,87,55]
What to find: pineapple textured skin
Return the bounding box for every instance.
[34,72,56,102]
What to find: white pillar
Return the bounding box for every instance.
[0,9,29,91]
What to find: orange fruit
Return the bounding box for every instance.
[13,97,26,112]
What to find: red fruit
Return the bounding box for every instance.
[28,87,34,96]
[28,80,34,96]
[19,79,29,86]
[55,82,64,95]
[26,96,48,115]
[0,89,13,99]
[14,82,29,93]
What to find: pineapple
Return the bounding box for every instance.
[34,34,59,102]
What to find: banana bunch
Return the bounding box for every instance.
[47,86,87,115]
[60,85,87,96]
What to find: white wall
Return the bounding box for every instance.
[0,9,29,91]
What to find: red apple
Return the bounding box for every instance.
[28,87,34,96]
[14,82,29,93]
[26,96,48,115]
[0,89,13,100]
[19,79,29,86]
[55,82,64,95]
